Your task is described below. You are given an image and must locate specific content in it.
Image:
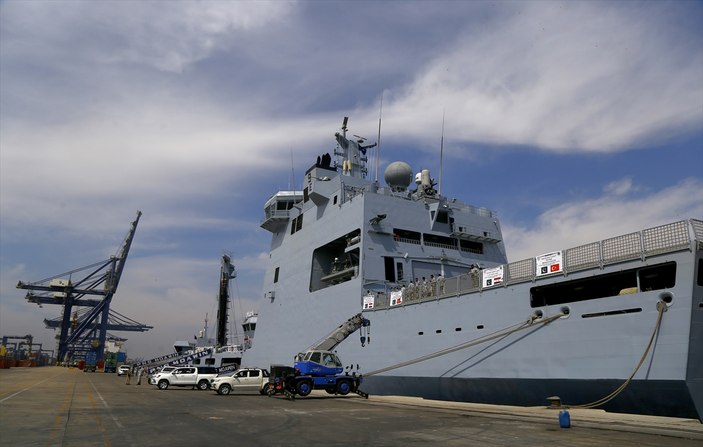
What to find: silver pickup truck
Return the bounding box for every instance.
[210,367,270,395]
[153,366,219,390]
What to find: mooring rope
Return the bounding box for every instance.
[569,300,668,409]
[364,312,564,377]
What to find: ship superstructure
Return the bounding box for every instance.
[241,117,703,421]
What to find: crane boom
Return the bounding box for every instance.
[307,313,370,352]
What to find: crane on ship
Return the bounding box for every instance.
[16,211,151,365]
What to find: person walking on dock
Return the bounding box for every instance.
[136,367,143,385]
[125,366,132,385]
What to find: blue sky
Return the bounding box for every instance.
[1,0,702,360]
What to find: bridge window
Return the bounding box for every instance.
[393,228,421,244]
[460,240,484,254]
[424,233,456,249]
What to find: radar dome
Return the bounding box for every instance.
[384,161,413,190]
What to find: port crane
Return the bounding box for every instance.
[16,211,151,364]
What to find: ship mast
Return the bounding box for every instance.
[216,255,236,347]
[439,110,445,196]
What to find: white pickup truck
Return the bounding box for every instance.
[211,367,270,395]
[153,366,219,390]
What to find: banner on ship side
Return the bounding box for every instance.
[136,347,214,368]
[482,265,504,288]
[390,290,403,306]
[535,251,563,277]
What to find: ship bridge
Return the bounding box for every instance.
[261,191,304,232]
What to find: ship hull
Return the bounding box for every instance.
[244,222,702,421]
[362,376,699,419]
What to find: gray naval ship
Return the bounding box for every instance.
[240,117,703,421]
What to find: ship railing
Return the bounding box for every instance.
[364,219,699,311]
[216,345,243,354]
[396,236,421,245]
[424,241,456,250]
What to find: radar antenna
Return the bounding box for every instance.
[375,91,384,183]
[439,110,445,196]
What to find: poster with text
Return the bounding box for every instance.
[482,265,504,288]
[536,251,563,277]
[363,294,375,309]
[390,290,403,306]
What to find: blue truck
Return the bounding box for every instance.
[84,351,97,373]
[267,314,370,398]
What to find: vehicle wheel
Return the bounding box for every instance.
[260,383,272,395]
[336,380,351,396]
[264,383,275,396]
[197,380,209,390]
[158,380,169,390]
[296,380,312,397]
[218,384,231,395]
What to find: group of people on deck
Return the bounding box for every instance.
[402,274,445,300]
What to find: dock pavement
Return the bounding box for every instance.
[1,366,701,446]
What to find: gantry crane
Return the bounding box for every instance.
[16,211,151,364]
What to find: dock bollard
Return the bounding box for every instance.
[559,409,571,428]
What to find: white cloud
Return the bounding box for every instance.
[382,2,703,152]
[1,1,296,73]
[603,177,636,196]
[503,177,703,261]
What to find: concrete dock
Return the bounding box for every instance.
[1,366,701,446]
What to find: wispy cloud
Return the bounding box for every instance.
[504,177,703,261]
[384,2,703,152]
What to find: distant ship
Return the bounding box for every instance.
[142,256,252,373]
[240,117,702,421]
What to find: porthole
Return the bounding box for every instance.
[659,291,673,307]
[560,306,571,319]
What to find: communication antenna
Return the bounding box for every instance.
[289,148,295,190]
[439,110,445,196]
[375,91,384,183]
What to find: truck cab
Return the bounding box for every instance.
[294,350,343,376]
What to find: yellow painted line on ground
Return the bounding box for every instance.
[86,382,111,447]
[47,377,77,447]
